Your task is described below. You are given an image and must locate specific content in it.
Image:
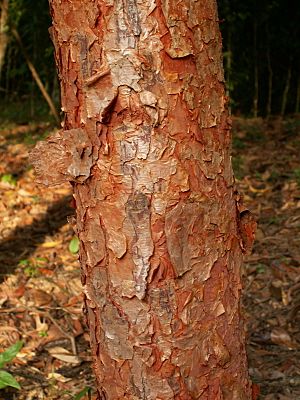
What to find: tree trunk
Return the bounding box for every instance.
[296,77,300,114]
[266,24,272,118]
[253,18,258,118]
[280,63,291,117]
[31,0,255,398]
[0,0,9,79]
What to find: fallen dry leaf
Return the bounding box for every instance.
[47,372,72,382]
[41,240,62,248]
[47,346,81,364]
[26,289,53,306]
[270,327,298,349]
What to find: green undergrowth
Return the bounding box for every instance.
[0,98,58,130]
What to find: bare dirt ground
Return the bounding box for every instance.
[0,116,299,399]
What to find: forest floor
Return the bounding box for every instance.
[0,116,299,399]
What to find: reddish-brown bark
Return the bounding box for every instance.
[32,0,255,398]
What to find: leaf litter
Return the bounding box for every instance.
[0,116,299,399]
[0,123,95,399]
[233,116,300,399]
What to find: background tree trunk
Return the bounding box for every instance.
[32,0,255,398]
[0,0,9,79]
[281,62,292,117]
[253,17,259,118]
[296,77,300,114]
[266,23,272,118]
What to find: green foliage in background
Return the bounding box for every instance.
[0,0,299,121]
[0,0,58,125]
[74,386,91,400]
[1,173,17,186]
[218,0,300,116]
[18,257,48,277]
[0,341,23,390]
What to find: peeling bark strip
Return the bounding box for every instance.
[32,0,255,398]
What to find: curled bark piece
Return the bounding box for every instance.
[238,210,257,255]
[30,128,93,186]
[235,191,257,254]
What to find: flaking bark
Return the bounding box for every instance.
[32,0,256,398]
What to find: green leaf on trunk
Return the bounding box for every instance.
[0,370,21,389]
[69,236,80,254]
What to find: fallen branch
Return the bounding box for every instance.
[11,27,60,125]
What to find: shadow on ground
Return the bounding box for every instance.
[0,195,73,279]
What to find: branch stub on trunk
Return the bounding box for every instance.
[30,128,94,186]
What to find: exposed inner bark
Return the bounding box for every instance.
[32,0,256,398]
